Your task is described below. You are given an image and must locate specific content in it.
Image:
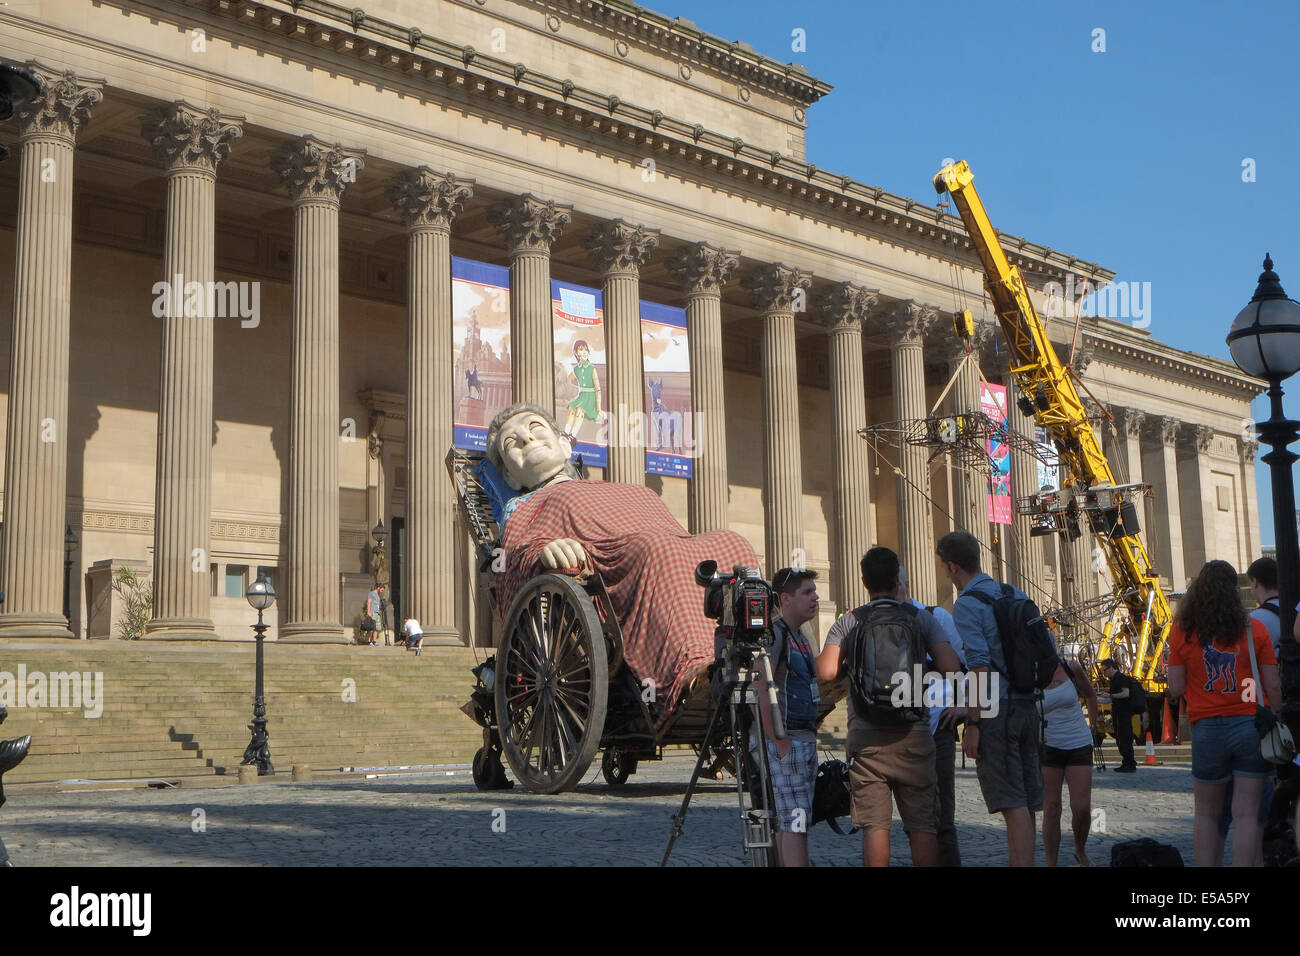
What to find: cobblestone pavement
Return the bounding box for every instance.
[2,756,1210,866]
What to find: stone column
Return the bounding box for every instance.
[488,195,571,411]
[887,301,938,605]
[0,68,100,639]
[667,243,738,532]
[823,283,877,613]
[140,103,243,640]
[743,264,811,575]
[584,220,659,483]
[1144,416,1186,590]
[1240,438,1260,560]
[1114,407,1146,484]
[271,137,364,643]
[387,168,473,641]
[1006,379,1045,602]
[1178,424,1217,575]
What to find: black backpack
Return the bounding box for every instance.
[966,584,1060,693]
[844,601,926,726]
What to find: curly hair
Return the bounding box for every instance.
[1174,559,1248,649]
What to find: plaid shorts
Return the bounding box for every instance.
[752,738,818,833]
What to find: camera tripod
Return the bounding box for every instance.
[660,639,784,867]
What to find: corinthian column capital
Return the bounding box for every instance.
[1119,406,1147,438]
[666,242,739,295]
[885,299,938,346]
[15,65,102,142]
[270,136,365,203]
[821,282,879,332]
[1240,437,1259,462]
[584,219,660,276]
[1159,415,1181,446]
[743,263,812,313]
[142,101,243,174]
[487,193,571,254]
[386,168,474,230]
[1190,423,1215,452]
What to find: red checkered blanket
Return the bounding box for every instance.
[499,480,757,729]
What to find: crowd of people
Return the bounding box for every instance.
[753,532,1290,868]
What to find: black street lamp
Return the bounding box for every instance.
[62,525,77,624]
[1226,254,1300,821]
[240,569,276,776]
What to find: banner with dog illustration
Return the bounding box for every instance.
[641,302,694,478]
[982,382,1012,525]
[452,256,512,452]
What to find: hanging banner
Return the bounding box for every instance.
[642,301,694,478]
[452,257,512,451]
[983,382,1012,525]
[551,279,609,469]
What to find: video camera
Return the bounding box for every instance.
[695,560,775,652]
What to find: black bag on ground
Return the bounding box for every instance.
[967,584,1059,693]
[812,758,856,834]
[1110,838,1184,867]
[844,602,926,726]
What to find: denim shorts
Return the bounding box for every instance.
[1191,715,1271,783]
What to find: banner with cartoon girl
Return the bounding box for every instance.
[551,280,610,468]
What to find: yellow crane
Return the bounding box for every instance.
[933,160,1172,694]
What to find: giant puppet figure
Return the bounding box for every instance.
[486,403,757,726]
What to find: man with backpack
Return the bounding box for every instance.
[816,547,963,866]
[938,530,1058,867]
[1247,556,1283,658]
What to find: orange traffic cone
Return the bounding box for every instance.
[1160,698,1176,745]
[1144,732,1158,765]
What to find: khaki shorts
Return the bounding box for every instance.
[847,723,937,833]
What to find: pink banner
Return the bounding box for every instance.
[983,383,1012,525]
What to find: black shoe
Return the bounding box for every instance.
[1114,764,1137,773]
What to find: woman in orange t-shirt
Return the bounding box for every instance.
[1167,560,1282,867]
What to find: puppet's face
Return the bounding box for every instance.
[494,411,572,490]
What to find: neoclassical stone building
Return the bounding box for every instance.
[0,0,1262,645]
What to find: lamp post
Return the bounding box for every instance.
[63,525,77,625]
[1226,254,1300,828]
[241,570,276,776]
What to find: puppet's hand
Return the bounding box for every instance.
[539,538,587,571]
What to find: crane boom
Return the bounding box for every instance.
[933,160,1173,691]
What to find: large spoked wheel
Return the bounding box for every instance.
[495,574,608,794]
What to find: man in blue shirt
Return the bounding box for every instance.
[938,530,1041,867]
[898,564,965,867]
[752,567,821,866]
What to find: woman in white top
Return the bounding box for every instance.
[1041,658,1100,866]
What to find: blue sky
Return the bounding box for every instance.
[676,0,1300,545]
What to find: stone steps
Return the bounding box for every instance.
[1,642,488,782]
